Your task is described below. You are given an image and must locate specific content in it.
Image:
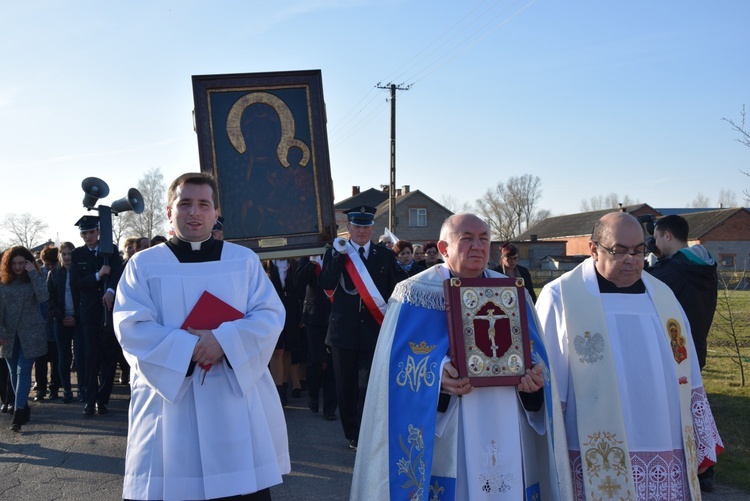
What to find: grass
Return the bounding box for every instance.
[702,289,750,491]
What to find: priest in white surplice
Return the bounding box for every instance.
[114,173,290,501]
[351,214,573,500]
[536,212,723,501]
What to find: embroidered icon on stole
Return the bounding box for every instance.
[667,318,688,364]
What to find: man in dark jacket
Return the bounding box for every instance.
[298,255,337,420]
[647,215,718,370]
[70,215,123,417]
[647,214,719,493]
[318,206,399,450]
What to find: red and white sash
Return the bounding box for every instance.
[345,242,387,325]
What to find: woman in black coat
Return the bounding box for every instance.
[492,243,537,303]
[47,242,83,403]
[393,241,425,283]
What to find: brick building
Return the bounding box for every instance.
[517,205,750,271]
[516,204,661,265]
[334,185,452,245]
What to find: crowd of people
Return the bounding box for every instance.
[0,171,727,500]
[0,225,167,431]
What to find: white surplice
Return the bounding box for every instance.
[536,258,723,501]
[114,242,290,501]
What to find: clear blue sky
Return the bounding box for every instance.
[1,0,748,246]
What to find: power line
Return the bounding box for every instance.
[385,0,500,85]
[329,0,538,149]
[330,1,500,144]
[328,86,380,136]
[409,0,539,85]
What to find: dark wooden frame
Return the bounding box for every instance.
[192,70,336,258]
[444,277,532,387]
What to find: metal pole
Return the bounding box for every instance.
[376,82,410,232]
[389,84,396,231]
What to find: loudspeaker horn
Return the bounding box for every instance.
[81,177,110,208]
[111,188,145,215]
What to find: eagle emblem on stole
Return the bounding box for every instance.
[574,331,605,364]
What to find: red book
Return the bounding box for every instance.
[182,291,244,371]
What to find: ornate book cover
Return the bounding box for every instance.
[443,277,532,387]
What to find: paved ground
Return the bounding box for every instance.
[0,382,747,500]
[0,383,356,501]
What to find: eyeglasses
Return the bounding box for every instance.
[593,241,646,260]
[425,251,438,256]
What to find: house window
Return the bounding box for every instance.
[719,254,735,267]
[409,208,427,227]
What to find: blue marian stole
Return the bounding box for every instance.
[386,273,553,500]
[388,298,454,501]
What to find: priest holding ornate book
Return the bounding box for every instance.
[114,172,289,501]
[351,213,573,500]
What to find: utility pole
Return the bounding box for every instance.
[376,82,411,232]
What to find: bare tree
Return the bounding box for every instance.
[718,188,738,208]
[723,105,750,148]
[112,214,127,249]
[604,193,620,209]
[689,193,711,208]
[439,194,472,214]
[476,174,544,239]
[722,105,750,204]
[712,271,747,387]
[580,193,639,212]
[476,184,516,240]
[120,167,168,241]
[1,213,49,249]
[530,209,551,228]
[507,174,542,232]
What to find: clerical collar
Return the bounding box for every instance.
[170,236,212,251]
[167,236,223,263]
[595,267,645,294]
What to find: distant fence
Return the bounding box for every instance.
[528,269,748,290]
[530,270,566,288]
[718,270,749,290]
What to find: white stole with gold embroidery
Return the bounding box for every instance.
[559,262,701,501]
[560,264,637,500]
